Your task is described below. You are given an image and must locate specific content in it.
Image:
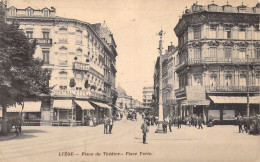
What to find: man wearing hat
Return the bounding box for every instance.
[141,119,149,144]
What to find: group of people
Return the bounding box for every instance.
[237,114,259,135]
[104,116,114,134]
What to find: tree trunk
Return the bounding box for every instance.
[1,104,7,135]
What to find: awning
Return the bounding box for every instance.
[7,101,41,112]
[91,101,111,109]
[113,106,123,111]
[209,96,260,104]
[53,100,72,109]
[75,100,95,110]
[181,100,210,106]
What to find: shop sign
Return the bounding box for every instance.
[208,110,220,120]
[181,100,210,106]
[223,110,235,120]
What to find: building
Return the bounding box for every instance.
[173,2,260,124]
[5,6,118,126]
[142,86,154,108]
[116,84,141,112]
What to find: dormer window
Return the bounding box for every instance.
[10,8,16,16]
[43,9,49,17]
[27,9,33,16]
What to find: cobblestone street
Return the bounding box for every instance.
[1,115,259,162]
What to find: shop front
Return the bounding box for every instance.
[7,101,42,126]
[208,95,260,124]
[89,101,111,125]
[74,100,95,126]
[52,99,74,126]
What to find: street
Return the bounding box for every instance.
[0,115,259,162]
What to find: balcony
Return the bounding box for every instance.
[176,57,260,70]
[73,62,90,71]
[205,85,260,93]
[30,38,52,46]
[51,89,109,101]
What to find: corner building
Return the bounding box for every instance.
[6,6,118,126]
[174,3,260,124]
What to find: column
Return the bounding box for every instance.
[203,106,206,123]
[82,110,84,126]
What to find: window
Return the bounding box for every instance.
[255,28,260,40]
[239,28,246,40]
[209,47,217,58]
[26,31,33,38]
[225,48,232,58]
[43,32,49,39]
[255,48,260,58]
[43,10,49,17]
[76,49,82,62]
[194,48,201,59]
[42,50,49,64]
[239,74,246,86]
[59,47,68,65]
[209,26,217,38]
[59,110,68,120]
[27,9,33,16]
[193,27,201,39]
[59,72,67,88]
[10,9,16,16]
[256,74,260,86]
[194,74,202,86]
[76,30,82,44]
[75,73,82,89]
[210,74,217,86]
[225,75,232,86]
[224,27,232,39]
[59,28,67,42]
[238,48,246,59]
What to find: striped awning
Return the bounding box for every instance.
[75,100,95,110]
[209,96,260,104]
[53,100,72,109]
[7,101,42,112]
[90,101,111,109]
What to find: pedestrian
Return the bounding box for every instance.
[198,116,203,129]
[237,114,243,133]
[104,116,109,134]
[92,116,97,127]
[188,116,191,127]
[163,118,167,133]
[169,116,172,132]
[141,119,149,144]
[177,116,182,129]
[194,115,198,128]
[109,116,114,134]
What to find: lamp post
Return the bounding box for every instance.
[155,29,165,133]
[246,54,250,117]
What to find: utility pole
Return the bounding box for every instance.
[155,29,165,133]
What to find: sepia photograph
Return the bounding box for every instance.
[0,0,260,161]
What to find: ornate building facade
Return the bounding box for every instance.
[6,6,118,126]
[174,2,260,124]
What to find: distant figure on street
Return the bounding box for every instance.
[237,114,243,133]
[141,119,149,144]
[177,116,182,129]
[169,116,172,132]
[198,116,203,129]
[163,118,168,133]
[104,116,110,134]
[194,115,198,128]
[109,116,114,134]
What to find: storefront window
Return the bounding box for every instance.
[59,110,67,120]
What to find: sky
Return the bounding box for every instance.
[8,0,259,101]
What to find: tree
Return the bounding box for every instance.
[69,78,76,88]
[0,20,51,134]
